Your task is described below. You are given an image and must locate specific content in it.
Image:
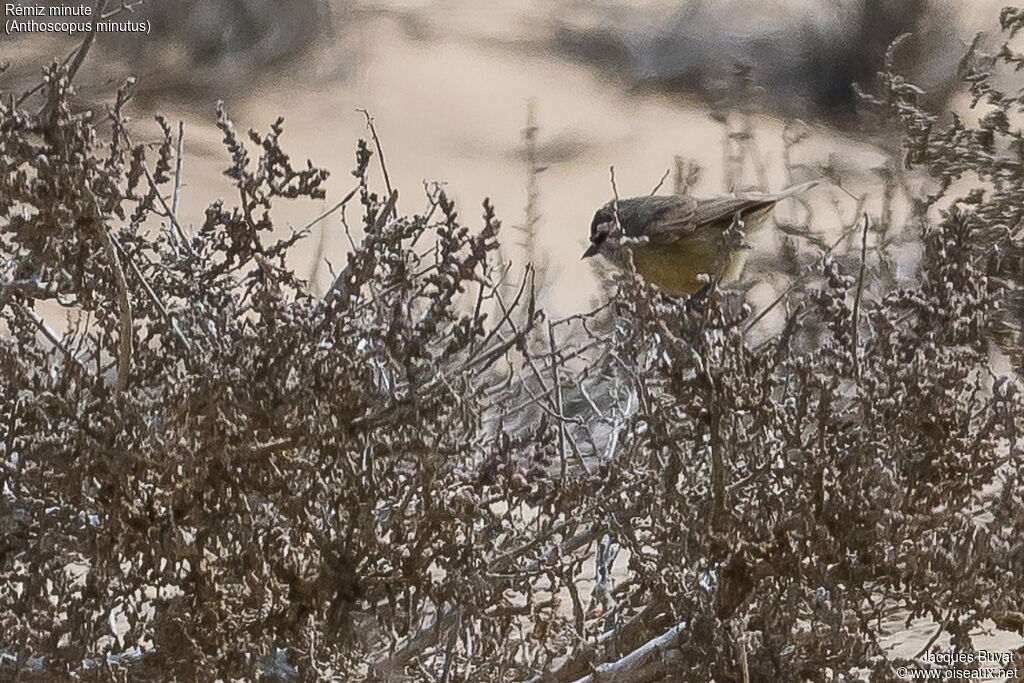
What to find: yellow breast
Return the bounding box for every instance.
[629,233,748,296]
[626,205,773,295]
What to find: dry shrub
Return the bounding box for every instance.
[1,9,1023,682]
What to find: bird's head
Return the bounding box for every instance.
[582,204,618,259]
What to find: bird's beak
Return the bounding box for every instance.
[581,243,598,259]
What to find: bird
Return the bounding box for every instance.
[582,181,817,296]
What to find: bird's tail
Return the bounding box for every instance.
[774,179,821,200]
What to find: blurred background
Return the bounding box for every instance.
[1,0,1005,315]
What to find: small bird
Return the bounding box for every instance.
[582,181,817,296]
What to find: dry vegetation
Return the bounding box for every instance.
[2,7,1024,683]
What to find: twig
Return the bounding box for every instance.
[852,213,869,382]
[66,0,109,85]
[304,186,360,292]
[650,168,671,195]
[521,99,542,270]
[358,109,396,216]
[0,279,62,307]
[81,184,133,394]
[108,235,193,353]
[20,0,108,110]
[548,319,569,479]
[171,121,185,220]
[569,620,689,683]
[374,605,459,678]
[439,612,461,683]
[464,263,533,368]
[524,603,664,683]
[609,166,622,235]
[16,44,80,106]
[323,190,398,305]
[913,607,952,660]
[97,222,133,395]
[593,533,618,632]
[550,301,613,328]
[708,379,727,531]
[743,219,865,336]
[302,186,359,234]
[100,0,142,20]
[739,630,750,683]
[16,304,89,376]
[118,127,197,257]
[508,356,592,473]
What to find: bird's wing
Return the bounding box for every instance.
[643,196,777,244]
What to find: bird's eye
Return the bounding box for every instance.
[593,230,608,245]
[591,209,613,237]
